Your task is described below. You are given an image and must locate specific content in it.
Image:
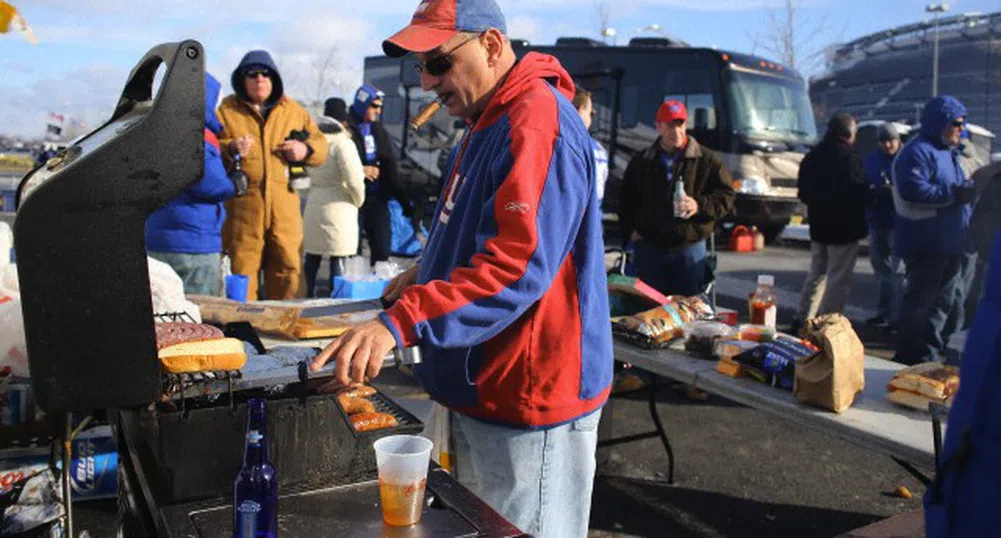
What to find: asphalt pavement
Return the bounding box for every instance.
[68,237,927,537]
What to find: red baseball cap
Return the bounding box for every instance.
[657,100,688,123]
[382,0,507,58]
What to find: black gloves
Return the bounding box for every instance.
[954,184,977,205]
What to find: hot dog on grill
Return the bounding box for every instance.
[337,394,376,415]
[350,412,398,432]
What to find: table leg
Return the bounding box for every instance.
[891,457,932,486]
[646,375,675,484]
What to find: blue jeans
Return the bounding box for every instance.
[868,228,903,323]
[148,251,221,296]
[451,409,602,538]
[632,240,707,297]
[895,251,977,365]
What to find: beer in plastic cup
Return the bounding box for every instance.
[373,435,433,526]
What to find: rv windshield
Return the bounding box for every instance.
[726,68,817,144]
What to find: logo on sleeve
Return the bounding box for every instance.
[503,201,531,214]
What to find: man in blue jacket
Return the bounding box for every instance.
[893,96,978,365]
[863,123,903,329]
[146,74,235,295]
[311,1,611,535]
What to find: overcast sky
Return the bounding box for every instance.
[1,0,996,137]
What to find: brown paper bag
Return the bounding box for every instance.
[793,313,865,413]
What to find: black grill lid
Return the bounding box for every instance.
[14,40,206,412]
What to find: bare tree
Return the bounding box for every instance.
[747,0,834,74]
[313,44,341,104]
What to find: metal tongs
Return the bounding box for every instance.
[297,346,423,383]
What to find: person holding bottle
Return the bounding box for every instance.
[216,49,328,300]
[618,100,735,296]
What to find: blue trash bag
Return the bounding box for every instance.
[389,198,426,257]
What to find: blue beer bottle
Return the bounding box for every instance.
[234,399,278,537]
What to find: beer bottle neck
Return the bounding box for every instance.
[244,400,270,464]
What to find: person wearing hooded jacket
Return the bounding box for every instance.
[309,1,612,535]
[347,84,400,265]
[302,98,366,297]
[146,73,235,295]
[216,50,328,300]
[893,96,978,365]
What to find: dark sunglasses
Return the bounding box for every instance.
[414,33,482,77]
[952,120,966,128]
[369,103,383,110]
[245,69,271,79]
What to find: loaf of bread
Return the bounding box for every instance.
[158,337,247,373]
[337,394,376,415]
[350,412,398,432]
[886,362,959,411]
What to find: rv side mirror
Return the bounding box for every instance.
[693,108,710,131]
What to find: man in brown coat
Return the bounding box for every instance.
[217,50,327,300]
[618,100,735,296]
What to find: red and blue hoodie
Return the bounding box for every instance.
[379,52,613,428]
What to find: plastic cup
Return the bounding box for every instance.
[226,274,249,302]
[373,435,433,526]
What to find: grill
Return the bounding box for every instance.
[132,384,423,505]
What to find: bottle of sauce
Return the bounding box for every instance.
[234,399,277,537]
[749,274,777,328]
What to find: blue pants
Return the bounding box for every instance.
[452,409,602,538]
[632,240,707,297]
[868,227,903,323]
[895,251,977,365]
[303,254,345,298]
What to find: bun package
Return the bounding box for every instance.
[612,296,714,349]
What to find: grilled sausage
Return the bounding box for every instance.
[350,412,398,432]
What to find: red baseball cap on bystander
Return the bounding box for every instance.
[657,100,688,123]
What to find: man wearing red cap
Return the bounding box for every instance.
[619,100,735,296]
[310,1,612,536]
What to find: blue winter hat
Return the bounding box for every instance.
[919,95,967,140]
[349,84,385,124]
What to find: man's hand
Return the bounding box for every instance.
[279,140,308,162]
[230,136,253,156]
[363,165,381,182]
[382,265,419,305]
[629,230,643,243]
[676,195,699,219]
[310,320,396,386]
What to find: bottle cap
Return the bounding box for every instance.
[757,275,774,287]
